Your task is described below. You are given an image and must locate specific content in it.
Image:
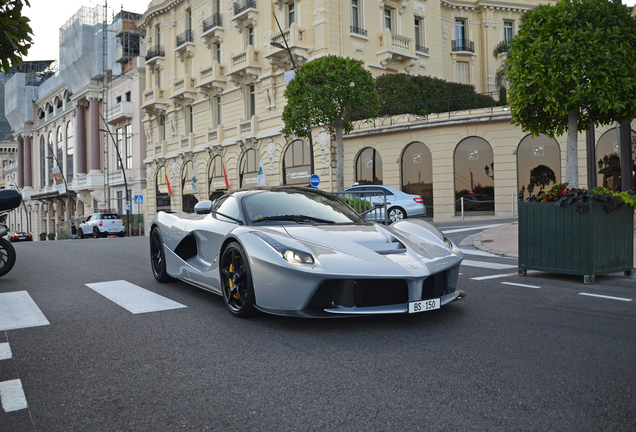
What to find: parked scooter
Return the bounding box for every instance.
[0,189,23,277]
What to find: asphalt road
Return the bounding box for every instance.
[0,224,634,431]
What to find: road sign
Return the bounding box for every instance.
[134,195,143,205]
[124,201,131,211]
[310,174,320,188]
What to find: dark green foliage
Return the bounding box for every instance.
[375,73,498,116]
[0,0,33,73]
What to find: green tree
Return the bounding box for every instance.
[507,0,636,188]
[281,55,380,191]
[0,0,33,73]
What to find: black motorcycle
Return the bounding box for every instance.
[0,189,23,277]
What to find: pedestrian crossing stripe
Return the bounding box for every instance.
[85,280,187,314]
[0,291,50,331]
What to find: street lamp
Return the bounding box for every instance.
[52,201,58,213]
[271,12,315,180]
[99,124,131,237]
[27,204,31,233]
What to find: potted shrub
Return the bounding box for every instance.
[518,184,635,284]
[39,232,47,241]
[47,233,55,241]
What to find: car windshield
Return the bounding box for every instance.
[243,189,364,225]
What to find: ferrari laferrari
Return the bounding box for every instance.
[150,186,464,318]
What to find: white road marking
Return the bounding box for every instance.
[442,224,505,234]
[0,379,28,412]
[471,273,517,280]
[579,293,632,302]
[461,260,518,270]
[0,291,50,331]
[86,280,187,314]
[502,282,541,289]
[0,343,11,361]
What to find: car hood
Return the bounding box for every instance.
[277,223,460,275]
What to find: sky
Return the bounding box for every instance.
[24,0,152,62]
[21,0,636,62]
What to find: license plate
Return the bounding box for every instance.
[109,228,118,232]
[18,237,25,240]
[409,298,440,313]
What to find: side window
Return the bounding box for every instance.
[86,215,93,222]
[214,196,240,223]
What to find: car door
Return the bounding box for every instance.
[183,196,243,293]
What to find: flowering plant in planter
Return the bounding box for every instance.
[528,183,636,213]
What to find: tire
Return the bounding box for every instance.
[93,227,100,239]
[78,228,84,239]
[220,242,257,318]
[118,232,125,238]
[0,238,17,277]
[388,207,406,223]
[150,228,172,283]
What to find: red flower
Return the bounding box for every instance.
[542,199,548,202]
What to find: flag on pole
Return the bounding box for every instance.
[191,175,199,193]
[222,163,230,188]
[165,173,172,195]
[256,157,267,186]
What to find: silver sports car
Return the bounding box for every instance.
[150,186,465,318]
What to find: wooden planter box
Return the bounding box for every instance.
[518,196,634,284]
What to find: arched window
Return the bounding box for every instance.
[517,134,561,198]
[208,155,228,200]
[156,166,171,212]
[454,137,494,214]
[355,147,383,185]
[283,139,311,185]
[56,126,63,170]
[66,121,74,182]
[239,148,259,189]
[40,136,46,188]
[596,129,636,190]
[47,131,54,186]
[402,142,433,216]
[181,160,199,213]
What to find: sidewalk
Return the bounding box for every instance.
[473,222,636,267]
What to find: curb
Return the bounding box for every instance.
[472,226,519,259]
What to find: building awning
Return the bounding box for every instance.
[30,190,77,200]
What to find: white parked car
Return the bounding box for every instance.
[78,213,125,238]
[344,185,426,222]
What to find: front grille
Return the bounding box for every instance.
[422,271,449,299]
[309,279,408,310]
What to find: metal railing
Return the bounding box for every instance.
[416,44,429,54]
[332,190,389,225]
[176,30,194,47]
[203,13,223,32]
[145,45,165,61]
[452,39,474,53]
[234,0,256,15]
[350,26,367,36]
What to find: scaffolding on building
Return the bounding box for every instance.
[113,10,144,67]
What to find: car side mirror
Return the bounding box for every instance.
[194,200,213,214]
[370,196,385,207]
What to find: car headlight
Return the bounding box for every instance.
[251,231,315,264]
[443,235,462,256]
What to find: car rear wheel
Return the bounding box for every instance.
[93,227,101,239]
[388,206,406,222]
[220,242,257,318]
[0,238,16,277]
[150,228,172,283]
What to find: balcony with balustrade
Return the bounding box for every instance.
[231,0,257,31]
[265,25,312,70]
[141,88,169,116]
[227,46,261,86]
[376,30,418,70]
[106,101,134,124]
[196,62,227,97]
[170,75,197,106]
[175,30,195,61]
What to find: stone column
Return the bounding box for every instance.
[24,135,32,188]
[89,98,101,172]
[17,137,24,188]
[76,101,87,175]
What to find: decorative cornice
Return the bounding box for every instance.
[138,0,184,29]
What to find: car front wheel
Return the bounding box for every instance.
[78,227,84,239]
[0,238,16,277]
[388,206,406,223]
[150,228,172,282]
[220,242,257,318]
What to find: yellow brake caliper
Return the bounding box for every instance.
[228,261,238,299]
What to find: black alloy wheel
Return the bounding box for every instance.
[0,238,17,277]
[78,227,84,239]
[150,228,172,282]
[93,227,100,239]
[220,242,257,317]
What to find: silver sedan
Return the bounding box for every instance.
[344,184,426,222]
